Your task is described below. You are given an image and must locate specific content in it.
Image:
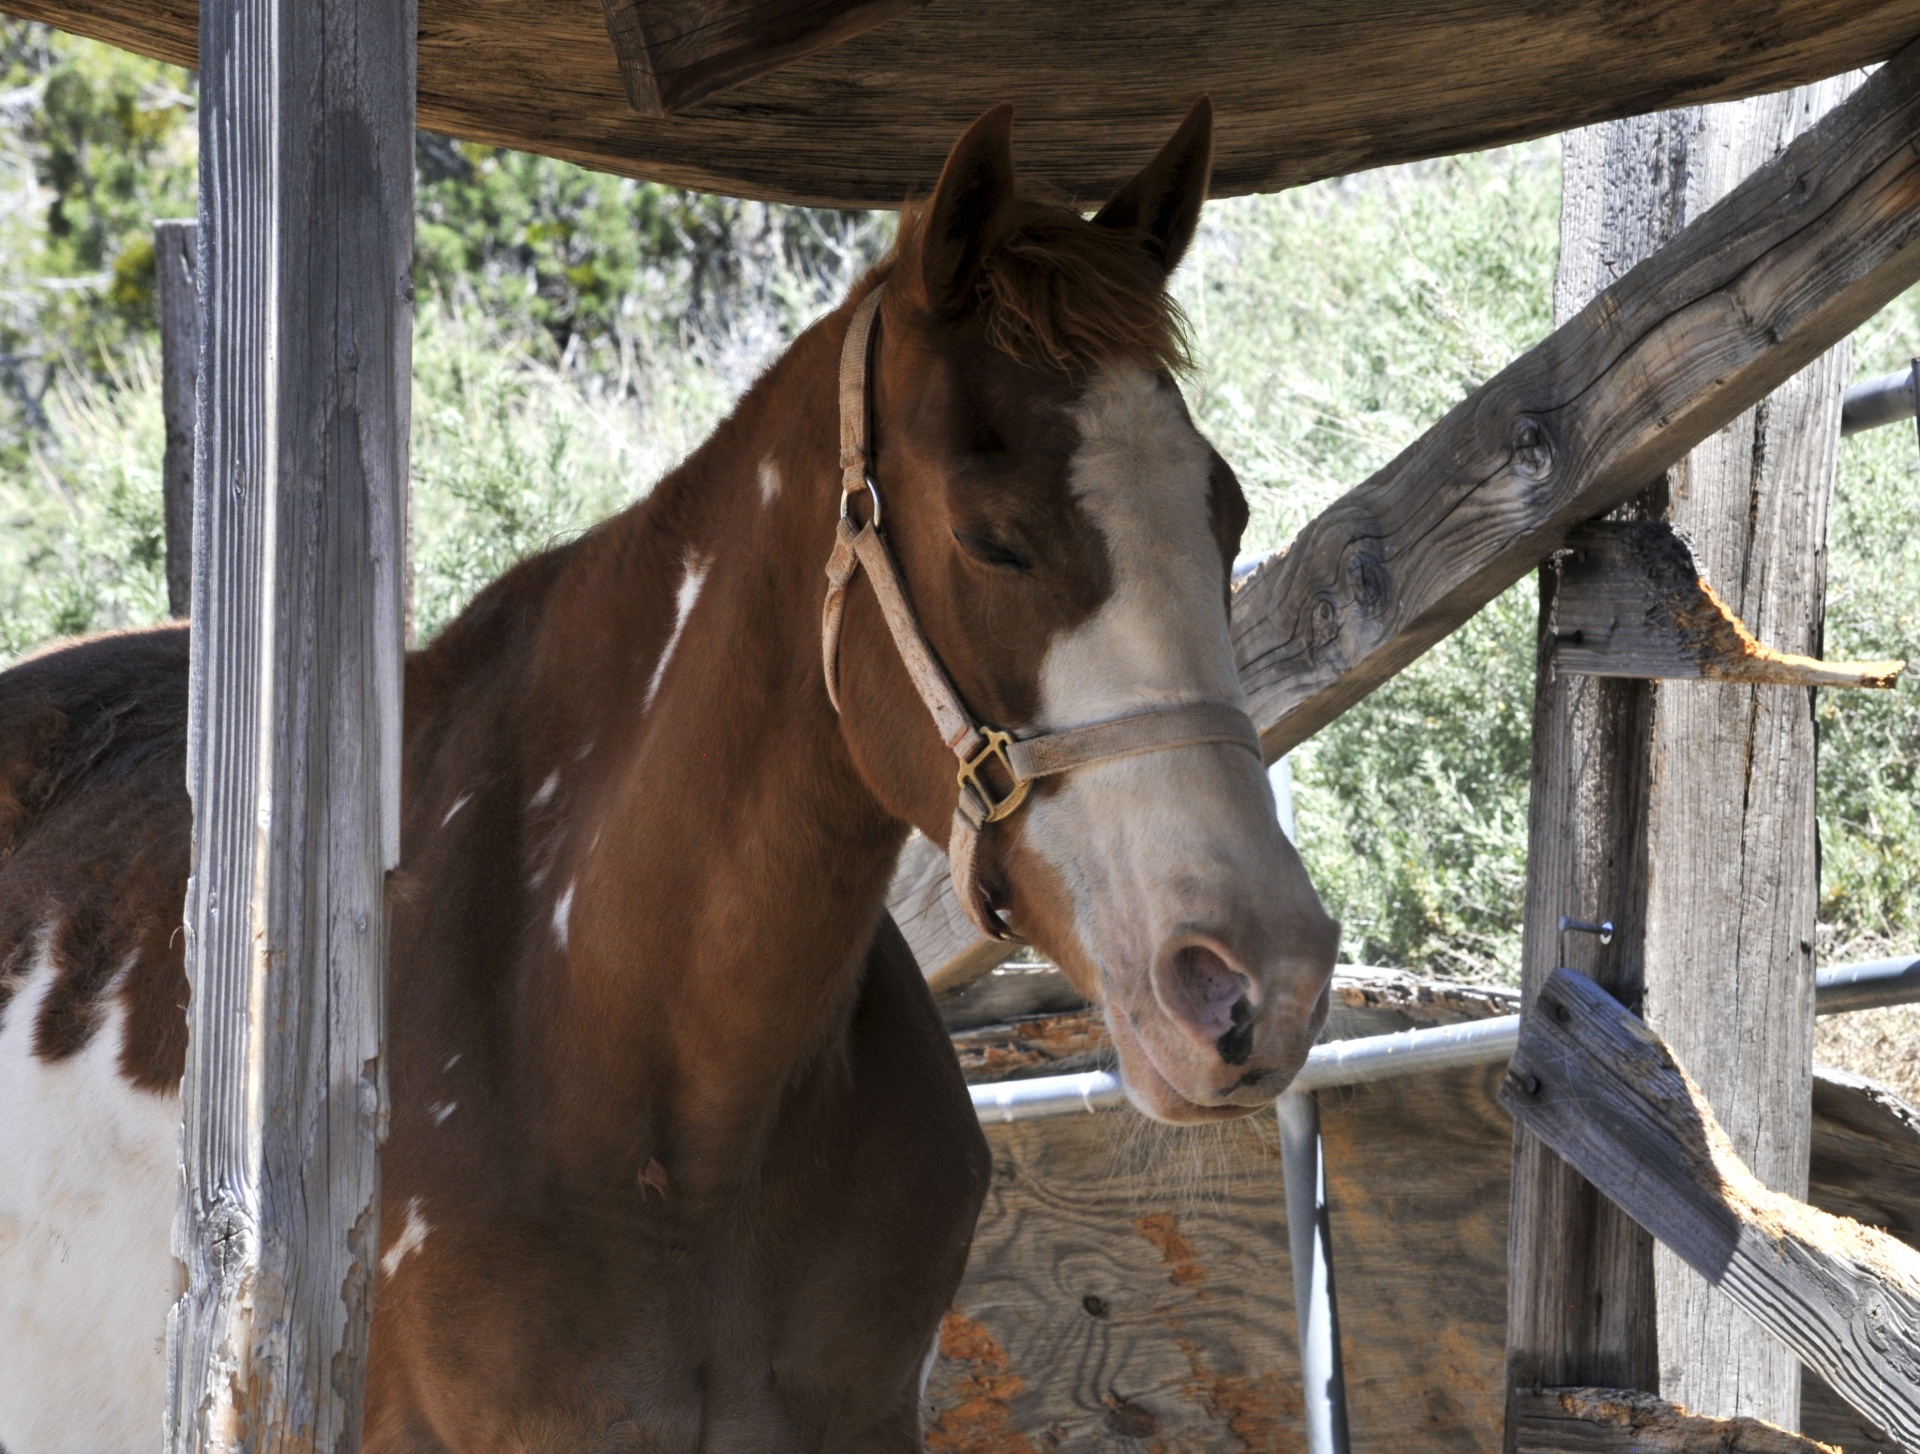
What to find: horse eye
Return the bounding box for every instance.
[954,529,1033,572]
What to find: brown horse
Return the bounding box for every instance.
[0,102,1337,1452]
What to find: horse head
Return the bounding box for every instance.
[831,102,1341,1123]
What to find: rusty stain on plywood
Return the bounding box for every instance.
[1180,1339,1306,1452]
[1133,1214,1208,1288]
[924,1312,1038,1454]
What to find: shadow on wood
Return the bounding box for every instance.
[1500,968,1920,1451]
[1549,520,1904,688]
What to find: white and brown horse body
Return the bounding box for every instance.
[0,103,1336,1451]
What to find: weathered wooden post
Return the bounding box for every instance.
[1505,74,1860,1443]
[164,0,414,1442]
[153,218,197,619]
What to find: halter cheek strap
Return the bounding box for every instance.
[821,284,1264,942]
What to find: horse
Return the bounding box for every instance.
[0,99,1338,1452]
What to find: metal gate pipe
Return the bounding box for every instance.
[971,955,1920,1123]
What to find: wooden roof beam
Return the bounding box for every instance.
[897,34,1920,989]
[597,0,928,116]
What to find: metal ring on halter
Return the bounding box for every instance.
[840,472,882,527]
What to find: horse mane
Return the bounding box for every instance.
[895,194,1192,375]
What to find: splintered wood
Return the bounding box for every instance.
[1550,520,1904,688]
[1510,1387,1839,1453]
[1501,968,1920,1450]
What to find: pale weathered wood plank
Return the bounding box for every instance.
[1233,48,1920,761]
[1511,1387,1839,1454]
[1632,74,1862,1428]
[895,41,1920,991]
[153,218,197,620]
[14,0,1920,207]
[1502,112,1666,1429]
[1550,520,1904,688]
[164,0,412,1444]
[1501,968,1920,1450]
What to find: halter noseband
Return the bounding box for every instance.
[820,284,1264,942]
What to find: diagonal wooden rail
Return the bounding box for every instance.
[1501,968,1920,1452]
[892,33,1920,991]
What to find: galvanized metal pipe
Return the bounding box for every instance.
[1840,361,1920,435]
[1277,1089,1353,1454]
[971,955,1920,1123]
[1813,953,1920,1014]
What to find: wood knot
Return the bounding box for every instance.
[1510,416,1554,481]
[1104,1394,1159,1438]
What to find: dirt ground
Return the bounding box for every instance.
[1816,1003,1920,1107]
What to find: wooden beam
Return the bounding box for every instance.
[1503,118,1667,1439]
[1550,520,1904,688]
[14,0,1920,208]
[1233,42,1920,761]
[153,218,197,620]
[1501,968,1920,1451]
[894,37,1920,990]
[598,0,927,117]
[1510,1387,1839,1453]
[164,0,412,1443]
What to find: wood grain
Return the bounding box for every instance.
[931,1061,1514,1453]
[11,0,1920,205]
[1629,76,1859,1428]
[1232,48,1920,762]
[1503,129,1667,1405]
[1510,1387,1839,1453]
[598,0,926,116]
[1550,520,1904,688]
[163,0,412,1444]
[1501,969,1920,1451]
[896,41,1920,991]
[153,218,196,620]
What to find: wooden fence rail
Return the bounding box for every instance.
[1501,967,1920,1452]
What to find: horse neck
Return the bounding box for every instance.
[509,302,910,1194]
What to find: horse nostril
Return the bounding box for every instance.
[1153,939,1255,1054]
[1216,996,1256,1066]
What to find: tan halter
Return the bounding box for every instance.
[821,285,1264,941]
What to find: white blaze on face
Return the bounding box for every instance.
[1022,364,1292,1038]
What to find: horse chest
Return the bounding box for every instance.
[370,943,990,1454]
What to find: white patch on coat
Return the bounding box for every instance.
[529,771,559,811]
[441,791,473,827]
[758,457,781,507]
[643,550,711,712]
[443,1053,461,1073]
[430,1100,457,1126]
[918,1326,942,1401]
[0,939,183,1454]
[381,1197,430,1279]
[1022,366,1280,971]
[553,880,575,952]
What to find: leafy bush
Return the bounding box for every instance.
[1180,150,1558,979]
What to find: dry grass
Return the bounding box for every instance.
[1816,1004,1920,1107]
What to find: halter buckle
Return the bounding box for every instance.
[957,728,1030,824]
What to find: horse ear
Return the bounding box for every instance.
[1093,97,1213,276]
[921,103,1016,313]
